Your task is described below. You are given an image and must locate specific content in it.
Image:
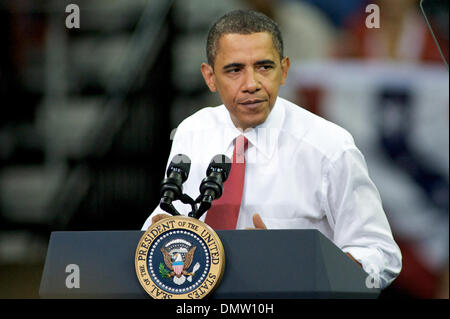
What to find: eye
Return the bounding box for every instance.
[227,68,241,73]
[259,64,273,71]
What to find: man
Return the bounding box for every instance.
[142,10,402,288]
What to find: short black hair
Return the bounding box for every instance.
[206,9,284,66]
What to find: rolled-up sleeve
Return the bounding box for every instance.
[323,146,402,289]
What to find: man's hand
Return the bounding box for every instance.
[245,213,267,230]
[152,214,170,225]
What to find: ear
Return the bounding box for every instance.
[280,56,290,86]
[201,62,217,92]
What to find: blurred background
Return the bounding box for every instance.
[0,0,448,298]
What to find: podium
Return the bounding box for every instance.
[39,229,380,298]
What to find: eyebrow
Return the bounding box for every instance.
[254,59,276,66]
[222,62,245,71]
[222,60,276,71]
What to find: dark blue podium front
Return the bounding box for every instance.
[39,229,380,298]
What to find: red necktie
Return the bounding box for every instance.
[205,135,249,230]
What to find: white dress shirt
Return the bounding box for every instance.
[142,97,402,288]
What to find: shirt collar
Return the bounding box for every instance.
[219,97,285,160]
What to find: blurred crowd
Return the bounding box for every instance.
[0,0,448,298]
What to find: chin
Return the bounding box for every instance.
[240,117,267,130]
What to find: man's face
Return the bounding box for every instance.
[201,32,290,130]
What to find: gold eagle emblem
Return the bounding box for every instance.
[161,246,197,278]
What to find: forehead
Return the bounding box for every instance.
[214,32,279,65]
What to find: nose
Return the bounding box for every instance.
[242,69,260,93]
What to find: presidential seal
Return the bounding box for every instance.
[135,216,225,299]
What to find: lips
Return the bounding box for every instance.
[238,98,267,109]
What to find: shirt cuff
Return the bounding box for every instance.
[342,246,393,289]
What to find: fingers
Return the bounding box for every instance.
[152,214,170,225]
[252,213,267,230]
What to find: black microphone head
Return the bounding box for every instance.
[167,154,191,182]
[207,154,232,181]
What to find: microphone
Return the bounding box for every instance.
[194,154,232,219]
[159,154,191,215]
